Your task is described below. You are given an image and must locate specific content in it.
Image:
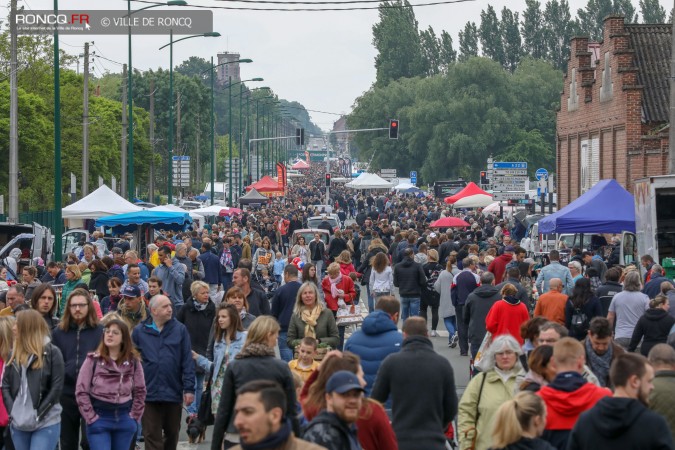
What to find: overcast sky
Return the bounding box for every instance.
[9,0,670,130]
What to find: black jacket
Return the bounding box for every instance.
[629,308,675,356]
[595,281,622,316]
[327,237,347,260]
[303,410,361,450]
[51,324,104,395]
[211,345,298,450]
[496,278,529,308]
[88,271,110,300]
[393,258,427,297]
[464,285,502,348]
[371,336,457,450]
[309,240,325,262]
[2,342,64,422]
[246,287,270,317]
[489,437,556,450]
[177,297,217,371]
[568,397,674,450]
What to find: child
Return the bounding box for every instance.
[349,272,361,306]
[288,336,320,382]
[273,251,287,285]
[291,372,309,428]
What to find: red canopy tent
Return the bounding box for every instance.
[291,160,310,170]
[444,182,491,204]
[246,176,285,197]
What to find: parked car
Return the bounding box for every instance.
[306,215,341,231]
[0,222,53,271]
[290,229,330,248]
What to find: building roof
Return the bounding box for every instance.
[626,24,671,123]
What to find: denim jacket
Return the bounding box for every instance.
[196,331,246,382]
[535,261,574,295]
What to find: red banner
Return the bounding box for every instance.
[276,162,287,194]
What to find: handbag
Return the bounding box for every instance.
[197,365,215,426]
[462,372,487,450]
[336,304,363,326]
[10,357,40,432]
[473,331,492,373]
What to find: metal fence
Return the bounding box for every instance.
[0,210,56,230]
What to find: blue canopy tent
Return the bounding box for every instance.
[95,211,193,234]
[538,179,636,234]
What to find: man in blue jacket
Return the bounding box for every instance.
[132,295,195,450]
[200,241,222,297]
[344,295,402,396]
[271,264,302,362]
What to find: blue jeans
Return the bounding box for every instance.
[372,290,391,313]
[400,297,420,322]
[278,331,293,363]
[85,410,136,450]
[222,272,233,291]
[11,422,60,450]
[444,316,457,343]
[187,371,206,415]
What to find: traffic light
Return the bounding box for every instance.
[325,173,331,187]
[480,171,488,185]
[295,128,305,146]
[389,119,399,139]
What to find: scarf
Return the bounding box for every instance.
[301,304,323,339]
[220,249,233,271]
[193,301,208,312]
[235,343,275,360]
[239,307,248,321]
[585,337,612,387]
[503,295,520,305]
[329,274,343,298]
[240,418,292,450]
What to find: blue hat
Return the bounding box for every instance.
[120,285,141,297]
[326,371,365,395]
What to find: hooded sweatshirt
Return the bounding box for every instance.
[568,397,674,450]
[464,285,502,346]
[485,296,530,345]
[537,371,611,450]
[628,307,675,356]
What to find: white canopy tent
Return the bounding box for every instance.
[149,205,205,223]
[452,194,494,208]
[345,173,392,189]
[394,179,417,191]
[62,185,142,219]
[191,204,229,217]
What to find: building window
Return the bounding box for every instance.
[568,68,579,111]
[600,52,613,102]
[580,137,599,193]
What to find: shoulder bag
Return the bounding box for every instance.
[462,372,487,450]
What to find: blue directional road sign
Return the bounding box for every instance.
[535,168,549,181]
[492,162,527,169]
[410,171,417,184]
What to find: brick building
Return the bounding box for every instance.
[216,52,241,85]
[556,16,671,207]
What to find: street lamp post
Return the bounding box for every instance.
[159,30,219,205]
[127,0,187,201]
[228,77,263,205]
[54,0,62,261]
[204,58,252,205]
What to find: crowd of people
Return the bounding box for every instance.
[0,160,674,450]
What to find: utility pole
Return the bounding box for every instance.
[670,7,675,173]
[121,64,128,197]
[82,42,90,196]
[177,91,182,199]
[9,0,19,222]
[149,78,155,202]
[196,116,201,188]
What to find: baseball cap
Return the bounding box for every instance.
[120,285,141,298]
[325,371,365,395]
[504,245,515,252]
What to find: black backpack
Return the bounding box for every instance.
[570,302,590,336]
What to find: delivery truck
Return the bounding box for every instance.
[634,175,675,265]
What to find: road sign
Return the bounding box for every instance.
[493,162,527,170]
[172,155,189,161]
[410,171,417,184]
[493,192,528,201]
[490,176,529,183]
[492,169,527,176]
[535,168,549,181]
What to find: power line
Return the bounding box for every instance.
[93,53,124,66]
[130,0,475,12]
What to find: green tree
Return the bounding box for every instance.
[175,56,212,84]
[522,0,547,59]
[439,31,457,73]
[544,0,575,71]
[372,0,425,87]
[501,7,522,72]
[479,5,505,66]
[458,21,479,62]
[420,26,441,76]
[577,0,636,41]
[640,0,666,22]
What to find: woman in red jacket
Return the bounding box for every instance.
[322,262,357,350]
[486,284,531,345]
[301,351,398,450]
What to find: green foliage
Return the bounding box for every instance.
[348,57,562,184]
[640,0,666,22]
[522,0,547,60]
[458,22,479,62]
[279,100,322,136]
[543,0,576,71]
[372,0,426,86]
[577,0,637,40]
[501,7,522,72]
[479,6,505,66]
[439,31,457,72]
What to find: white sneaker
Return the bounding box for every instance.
[430,330,437,337]
[450,333,459,348]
